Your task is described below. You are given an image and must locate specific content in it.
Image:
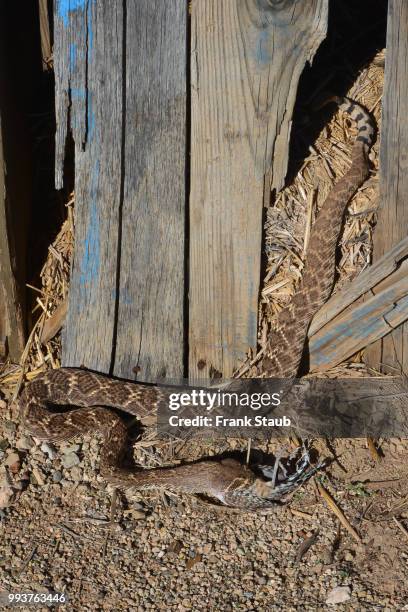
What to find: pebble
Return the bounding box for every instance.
[61,443,81,454]
[69,466,83,481]
[41,442,57,460]
[326,586,351,605]
[3,421,16,434]
[0,439,10,451]
[52,470,63,483]
[31,468,46,486]
[131,510,147,521]
[16,435,34,451]
[0,485,18,509]
[4,452,20,473]
[61,452,80,469]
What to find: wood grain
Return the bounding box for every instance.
[366,0,408,374]
[189,0,328,380]
[309,235,408,336]
[59,1,124,372]
[309,271,408,372]
[113,0,186,382]
[0,121,25,360]
[56,1,186,381]
[38,0,51,69]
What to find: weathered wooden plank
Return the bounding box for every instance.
[54,0,88,188]
[0,120,25,360]
[309,235,408,336]
[38,0,52,69]
[189,0,328,380]
[59,1,124,372]
[113,0,186,382]
[366,0,408,374]
[309,276,408,372]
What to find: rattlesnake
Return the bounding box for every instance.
[19,97,374,510]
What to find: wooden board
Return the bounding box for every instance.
[309,271,408,372]
[38,0,52,69]
[188,0,328,380]
[310,235,408,336]
[58,1,124,373]
[56,1,186,381]
[113,1,186,382]
[0,121,25,361]
[366,0,408,374]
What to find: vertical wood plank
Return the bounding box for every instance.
[0,124,25,360]
[113,0,186,382]
[59,0,124,372]
[189,0,328,380]
[366,0,408,373]
[38,0,52,69]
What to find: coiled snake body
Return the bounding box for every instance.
[20,98,374,510]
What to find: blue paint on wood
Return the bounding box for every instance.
[310,286,408,367]
[255,29,272,66]
[69,43,77,70]
[87,91,95,142]
[87,0,94,51]
[79,161,100,291]
[70,86,86,100]
[57,0,87,27]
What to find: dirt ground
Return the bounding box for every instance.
[0,394,407,611]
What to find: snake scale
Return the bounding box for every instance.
[19,97,374,510]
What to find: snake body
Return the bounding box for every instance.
[20,97,374,510]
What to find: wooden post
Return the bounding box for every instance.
[56,1,186,382]
[366,0,408,374]
[188,0,328,380]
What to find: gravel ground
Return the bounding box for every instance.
[0,396,407,611]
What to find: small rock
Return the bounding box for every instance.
[326,586,352,605]
[61,452,80,469]
[4,452,20,473]
[3,421,16,434]
[69,466,83,481]
[16,435,34,451]
[0,485,18,508]
[52,470,63,483]
[31,468,46,486]
[61,443,80,454]
[41,442,57,460]
[343,550,354,562]
[0,439,10,452]
[131,510,146,520]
